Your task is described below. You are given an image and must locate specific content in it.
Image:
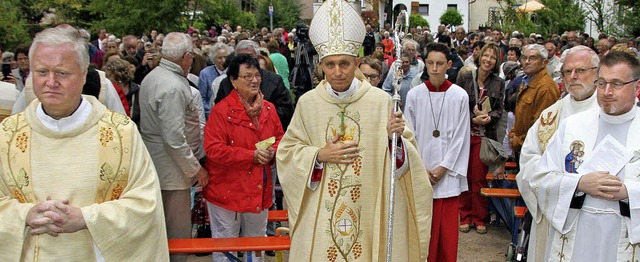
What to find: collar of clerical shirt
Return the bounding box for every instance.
[36,97,93,132]
[326,78,360,100]
[601,104,637,125]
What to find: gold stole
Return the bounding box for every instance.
[0,110,132,204]
[537,105,560,152]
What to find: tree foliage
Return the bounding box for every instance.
[580,0,615,35]
[0,0,32,51]
[198,0,256,31]
[497,0,584,37]
[409,14,429,29]
[536,0,585,36]
[88,0,187,37]
[612,0,640,37]
[255,0,302,30]
[439,9,463,27]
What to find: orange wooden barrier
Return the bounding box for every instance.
[514,206,528,219]
[267,209,288,222]
[168,210,290,254]
[480,188,521,198]
[168,236,291,254]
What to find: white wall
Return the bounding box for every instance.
[468,0,501,32]
[393,0,469,33]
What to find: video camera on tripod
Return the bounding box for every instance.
[290,23,317,104]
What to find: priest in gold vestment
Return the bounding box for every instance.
[0,27,168,261]
[276,1,433,261]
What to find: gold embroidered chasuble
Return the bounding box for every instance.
[277,79,433,261]
[0,96,169,261]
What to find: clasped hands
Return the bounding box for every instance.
[577,171,628,200]
[253,147,275,166]
[472,105,491,126]
[317,111,404,164]
[26,196,86,236]
[428,166,448,185]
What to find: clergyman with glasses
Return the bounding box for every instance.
[517,46,600,261]
[508,44,560,159]
[526,51,640,261]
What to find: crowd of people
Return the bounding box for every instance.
[2,0,640,261]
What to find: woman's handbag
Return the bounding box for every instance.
[472,70,508,166]
[480,135,508,166]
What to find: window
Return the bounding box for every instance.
[419,4,429,15]
[447,4,457,11]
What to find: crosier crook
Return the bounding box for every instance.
[386,9,408,262]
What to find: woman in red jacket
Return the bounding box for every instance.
[203,53,284,262]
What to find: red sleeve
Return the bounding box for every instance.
[311,167,323,182]
[388,139,405,167]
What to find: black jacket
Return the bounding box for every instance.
[214,68,294,130]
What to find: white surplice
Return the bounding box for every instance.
[405,83,470,199]
[517,94,598,261]
[533,106,640,261]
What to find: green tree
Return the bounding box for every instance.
[613,0,640,37]
[439,9,463,27]
[255,0,302,30]
[88,0,187,37]
[34,0,93,28]
[198,0,256,31]
[409,14,429,29]
[580,0,616,35]
[497,0,541,36]
[536,0,585,36]
[0,0,32,51]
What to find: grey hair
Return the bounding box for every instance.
[78,29,91,41]
[217,36,227,43]
[234,40,260,55]
[561,45,599,70]
[161,32,193,60]
[402,39,419,50]
[1,52,14,60]
[29,27,89,73]
[208,43,231,63]
[523,44,548,59]
[509,38,522,46]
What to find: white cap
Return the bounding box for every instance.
[309,0,365,59]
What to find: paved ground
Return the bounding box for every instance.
[187,222,512,262]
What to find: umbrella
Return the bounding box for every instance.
[516,0,546,12]
[488,179,518,235]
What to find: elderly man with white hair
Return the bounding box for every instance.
[139,32,209,262]
[508,44,560,156]
[517,46,600,261]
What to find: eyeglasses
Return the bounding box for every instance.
[240,74,262,81]
[364,73,380,80]
[562,67,597,77]
[594,78,639,90]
